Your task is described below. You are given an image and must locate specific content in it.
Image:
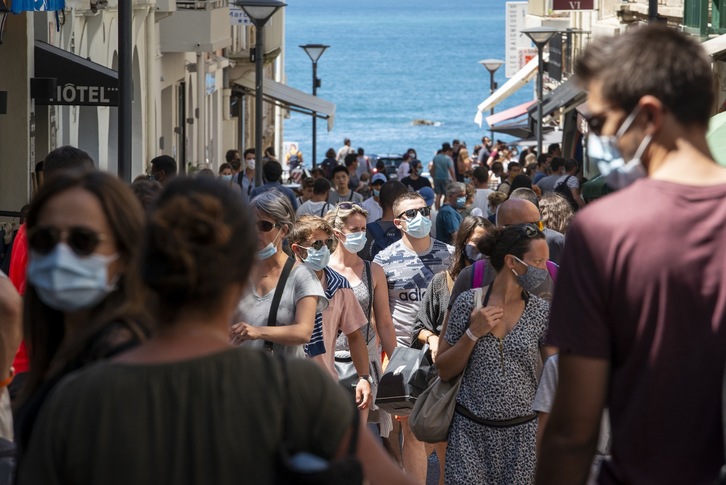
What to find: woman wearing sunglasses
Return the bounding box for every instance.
[327,202,397,432]
[14,171,148,462]
[231,191,326,358]
[17,177,416,485]
[288,215,372,413]
[435,223,555,485]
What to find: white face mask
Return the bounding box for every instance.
[342,231,367,253]
[301,245,331,271]
[257,228,282,260]
[27,243,118,312]
[402,212,432,239]
[587,106,650,190]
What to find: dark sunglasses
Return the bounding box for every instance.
[335,202,362,218]
[301,239,335,251]
[396,206,431,220]
[336,202,362,211]
[28,226,105,256]
[256,220,280,233]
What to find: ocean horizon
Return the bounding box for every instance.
[283,0,535,167]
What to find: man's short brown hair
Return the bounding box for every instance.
[392,191,425,217]
[575,25,713,127]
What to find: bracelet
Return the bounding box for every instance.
[0,367,15,388]
[465,328,480,342]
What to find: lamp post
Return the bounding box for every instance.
[300,44,329,169]
[522,27,558,158]
[479,59,504,142]
[235,0,287,187]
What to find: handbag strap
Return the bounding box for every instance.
[472,259,487,288]
[364,260,372,343]
[264,257,295,353]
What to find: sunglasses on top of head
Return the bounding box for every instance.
[503,222,542,253]
[505,220,545,232]
[396,206,431,220]
[28,226,106,257]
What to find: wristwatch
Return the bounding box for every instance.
[359,375,373,384]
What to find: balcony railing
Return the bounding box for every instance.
[176,0,227,10]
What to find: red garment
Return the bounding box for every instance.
[8,223,27,295]
[8,223,29,373]
[548,179,726,485]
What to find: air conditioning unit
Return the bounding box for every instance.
[156,0,177,13]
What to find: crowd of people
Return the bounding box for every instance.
[0,24,724,485]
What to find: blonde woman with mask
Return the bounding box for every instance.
[327,202,397,436]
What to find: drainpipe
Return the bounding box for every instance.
[197,50,205,167]
[145,6,156,169]
[118,0,132,181]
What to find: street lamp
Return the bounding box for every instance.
[521,27,558,158]
[479,58,504,142]
[300,43,329,169]
[235,0,287,187]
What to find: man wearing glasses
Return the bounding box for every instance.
[374,191,453,483]
[538,26,726,485]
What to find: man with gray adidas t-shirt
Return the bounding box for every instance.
[374,191,453,483]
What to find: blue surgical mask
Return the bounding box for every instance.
[373,189,380,198]
[403,212,432,239]
[257,229,282,260]
[456,197,466,208]
[221,174,233,181]
[464,177,471,184]
[587,106,650,190]
[27,243,118,312]
[302,245,330,271]
[342,231,367,253]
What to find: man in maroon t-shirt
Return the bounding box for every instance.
[537,26,726,485]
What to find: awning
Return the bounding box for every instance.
[513,129,563,147]
[529,79,586,122]
[485,100,536,127]
[490,121,534,139]
[703,34,726,60]
[474,54,546,127]
[234,74,336,131]
[33,41,119,107]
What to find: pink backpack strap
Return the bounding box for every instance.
[472,260,487,288]
[546,260,559,282]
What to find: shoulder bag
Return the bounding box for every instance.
[334,261,373,394]
[264,257,296,354]
[409,286,485,443]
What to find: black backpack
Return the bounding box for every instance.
[554,175,578,211]
[367,221,402,260]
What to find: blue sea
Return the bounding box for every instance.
[283,0,534,167]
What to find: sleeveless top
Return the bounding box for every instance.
[336,262,373,351]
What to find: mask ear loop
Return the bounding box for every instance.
[619,106,653,170]
[615,105,643,139]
